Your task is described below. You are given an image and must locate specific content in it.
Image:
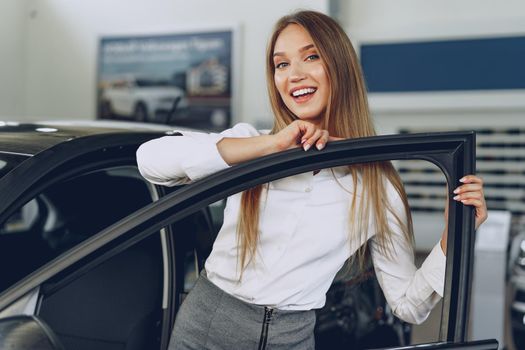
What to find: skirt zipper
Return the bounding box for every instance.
[257,306,274,350]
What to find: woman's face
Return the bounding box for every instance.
[273,24,330,126]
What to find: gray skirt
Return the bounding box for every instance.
[168,272,316,350]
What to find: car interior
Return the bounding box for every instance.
[0,167,154,292]
[37,233,163,350]
[0,166,165,350]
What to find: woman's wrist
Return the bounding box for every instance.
[440,235,447,256]
[270,133,290,153]
[217,135,281,165]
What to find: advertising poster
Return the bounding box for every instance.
[97,30,233,130]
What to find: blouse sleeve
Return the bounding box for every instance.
[370,183,446,325]
[136,123,261,186]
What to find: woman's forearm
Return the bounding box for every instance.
[217,135,281,165]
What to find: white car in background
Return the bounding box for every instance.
[101,76,188,123]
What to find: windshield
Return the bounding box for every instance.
[135,78,171,87]
[0,152,30,179]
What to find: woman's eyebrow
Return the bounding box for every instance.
[273,44,315,57]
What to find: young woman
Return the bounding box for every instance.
[137,10,487,350]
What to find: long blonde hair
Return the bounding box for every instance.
[237,10,413,277]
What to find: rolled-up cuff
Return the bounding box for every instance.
[180,132,230,181]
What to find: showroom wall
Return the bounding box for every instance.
[2,0,327,124]
[0,0,27,119]
[336,0,525,134]
[4,0,524,130]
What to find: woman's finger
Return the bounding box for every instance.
[461,198,488,229]
[298,122,317,145]
[460,197,487,210]
[304,129,324,151]
[453,191,484,201]
[460,175,483,184]
[315,130,329,150]
[458,198,486,212]
[453,183,483,194]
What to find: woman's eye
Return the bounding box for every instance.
[275,62,289,69]
[306,54,320,61]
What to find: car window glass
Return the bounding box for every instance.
[0,166,155,294]
[398,159,446,345]
[0,152,30,179]
[37,230,164,350]
[166,160,447,349]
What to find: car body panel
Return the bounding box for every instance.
[0,120,198,214]
[0,121,178,156]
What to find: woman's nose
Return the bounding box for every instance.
[289,63,306,82]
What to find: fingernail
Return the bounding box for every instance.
[453,195,460,200]
[316,143,324,150]
[301,138,307,144]
[453,188,459,194]
[459,177,466,183]
[303,143,311,151]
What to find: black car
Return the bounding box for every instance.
[0,121,497,350]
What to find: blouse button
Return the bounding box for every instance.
[305,187,312,193]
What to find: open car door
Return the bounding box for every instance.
[0,131,499,349]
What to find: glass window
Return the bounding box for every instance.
[165,160,448,348]
[38,230,164,350]
[0,166,155,293]
[0,152,30,179]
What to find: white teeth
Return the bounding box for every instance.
[292,88,316,97]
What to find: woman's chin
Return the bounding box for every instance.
[293,113,324,125]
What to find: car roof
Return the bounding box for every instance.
[0,120,186,156]
[0,119,203,219]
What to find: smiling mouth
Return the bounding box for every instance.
[291,87,316,97]
[290,87,317,103]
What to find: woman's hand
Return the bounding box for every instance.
[273,120,335,152]
[452,175,488,230]
[440,175,488,254]
[217,121,344,166]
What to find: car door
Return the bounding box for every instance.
[0,131,498,350]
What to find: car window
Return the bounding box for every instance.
[167,160,448,349]
[0,166,155,294]
[180,200,224,296]
[37,231,164,350]
[0,152,30,179]
[104,132,475,347]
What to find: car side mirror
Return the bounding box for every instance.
[0,315,64,350]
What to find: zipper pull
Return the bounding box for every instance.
[264,306,274,323]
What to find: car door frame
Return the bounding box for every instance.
[0,131,497,349]
[0,131,167,224]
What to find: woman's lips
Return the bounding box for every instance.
[290,87,317,104]
[293,92,315,103]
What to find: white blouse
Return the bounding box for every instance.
[136,123,446,324]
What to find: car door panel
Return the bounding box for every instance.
[380,339,498,349]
